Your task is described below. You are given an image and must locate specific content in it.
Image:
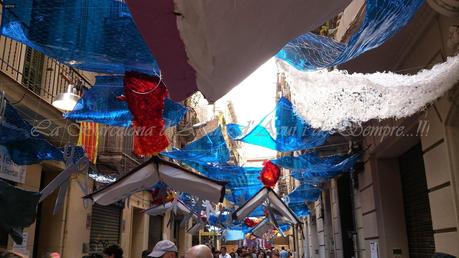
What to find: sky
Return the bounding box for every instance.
[216,58,278,162]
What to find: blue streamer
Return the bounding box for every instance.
[1,0,159,74]
[287,184,321,203]
[227,97,329,152]
[161,127,230,164]
[65,76,187,128]
[277,0,424,70]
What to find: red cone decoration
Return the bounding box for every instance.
[259,161,280,188]
[124,72,169,157]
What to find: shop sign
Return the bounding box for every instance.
[0,151,26,183]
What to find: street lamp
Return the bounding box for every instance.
[52,84,81,111]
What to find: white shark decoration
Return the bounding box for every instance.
[84,157,226,205]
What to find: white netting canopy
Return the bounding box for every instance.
[277,54,459,131]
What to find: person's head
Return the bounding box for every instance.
[185,245,212,258]
[103,245,123,258]
[0,249,24,258]
[281,247,284,251]
[220,247,227,255]
[49,252,60,258]
[149,240,178,258]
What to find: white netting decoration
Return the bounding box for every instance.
[277,54,459,131]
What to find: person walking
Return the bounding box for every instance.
[148,240,178,258]
[279,247,288,258]
[103,245,124,258]
[219,247,231,258]
[185,245,213,258]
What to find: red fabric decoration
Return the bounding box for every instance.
[124,72,169,157]
[244,217,256,227]
[259,161,280,188]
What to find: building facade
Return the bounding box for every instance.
[300,1,459,257]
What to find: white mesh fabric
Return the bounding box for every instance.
[277,54,459,131]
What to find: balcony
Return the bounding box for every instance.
[0,35,94,145]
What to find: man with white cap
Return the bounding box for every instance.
[148,240,178,258]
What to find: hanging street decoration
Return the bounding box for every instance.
[277,0,424,70]
[0,102,63,165]
[0,179,41,244]
[279,54,459,131]
[0,0,160,75]
[1,0,451,241]
[78,122,99,164]
[39,144,91,214]
[227,97,329,152]
[124,72,170,157]
[84,157,226,206]
[65,76,187,128]
[232,187,302,225]
[161,127,230,164]
[259,161,280,188]
[125,0,351,101]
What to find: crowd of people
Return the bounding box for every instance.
[0,241,293,258]
[211,246,291,258]
[101,240,293,258]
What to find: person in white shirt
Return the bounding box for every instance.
[219,247,231,258]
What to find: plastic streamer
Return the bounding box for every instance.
[276,0,424,70]
[278,54,459,131]
[273,152,360,175]
[287,183,322,203]
[288,202,310,218]
[183,161,263,206]
[65,76,132,127]
[227,97,329,152]
[65,76,186,128]
[161,127,230,164]
[1,103,63,165]
[1,0,159,74]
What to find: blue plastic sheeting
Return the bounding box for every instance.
[65,76,187,128]
[183,161,264,206]
[285,152,361,183]
[1,103,63,165]
[227,97,328,152]
[229,224,253,234]
[223,230,245,241]
[277,0,424,70]
[161,127,230,164]
[186,163,262,188]
[287,184,321,203]
[279,224,291,233]
[65,76,132,127]
[272,152,360,173]
[163,99,188,128]
[288,202,309,218]
[177,193,202,214]
[1,0,159,74]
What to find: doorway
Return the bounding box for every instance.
[131,208,146,258]
[148,215,163,250]
[398,144,434,257]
